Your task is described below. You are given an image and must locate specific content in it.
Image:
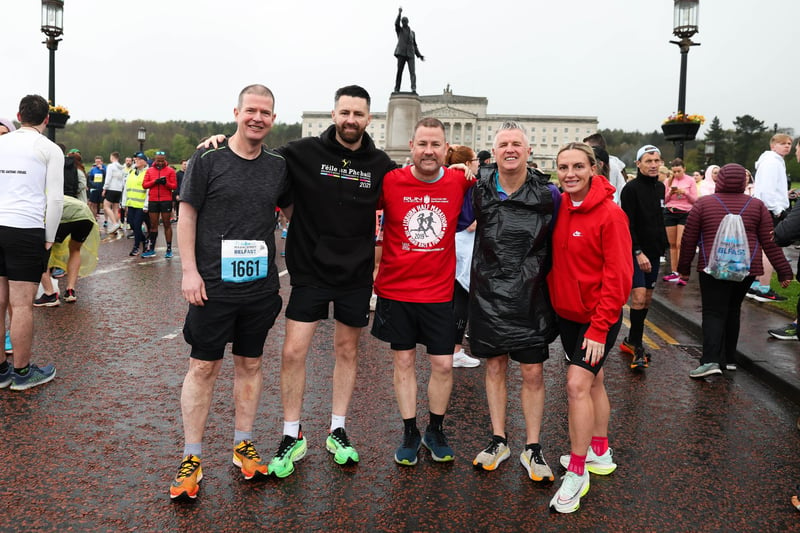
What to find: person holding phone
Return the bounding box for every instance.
[661,158,697,286]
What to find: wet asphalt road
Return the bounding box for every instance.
[1,229,799,532]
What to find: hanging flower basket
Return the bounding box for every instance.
[48,103,70,129]
[662,121,700,141]
[48,112,70,129]
[662,112,703,141]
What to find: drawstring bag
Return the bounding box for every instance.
[702,196,756,281]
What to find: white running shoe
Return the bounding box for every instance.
[549,471,590,513]
[453,349,480,368]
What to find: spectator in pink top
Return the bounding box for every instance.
[662,158,698,285]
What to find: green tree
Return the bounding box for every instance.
[170,133,194,162]
[732,114,768,168]
[700,116,730,167]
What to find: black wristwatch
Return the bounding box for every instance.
[634,249,643,256]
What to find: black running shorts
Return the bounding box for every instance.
[371,297,455,355]
[285,285,371,328]
[0,226,48,282]
[183,292,282,360]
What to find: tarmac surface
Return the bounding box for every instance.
[1,228,799,532]
[651,250,800,406]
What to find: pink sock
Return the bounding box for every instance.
[568,453,586,476]
[591,436,609,456]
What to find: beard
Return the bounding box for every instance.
[336,123,364,144]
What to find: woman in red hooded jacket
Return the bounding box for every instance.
[546,142,632,514]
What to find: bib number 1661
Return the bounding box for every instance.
[231,260,260,278]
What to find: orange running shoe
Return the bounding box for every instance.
[619,336,635,356]
[233,440,269,480]
[169,455,202,500]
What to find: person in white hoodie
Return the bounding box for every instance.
[750,133,793,302]
[102,151,126,235]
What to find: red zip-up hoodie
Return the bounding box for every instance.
[143,163,177,202]
[547,175,633,344]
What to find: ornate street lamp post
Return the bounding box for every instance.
[669,0,700,159]
[41,0,64,142]
[137,127,147,153]
[704,140,715,166]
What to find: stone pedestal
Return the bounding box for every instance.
[385,92,421,163]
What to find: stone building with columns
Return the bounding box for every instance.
[301,86,599,171]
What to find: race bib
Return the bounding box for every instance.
[220,240,268,283]
[93,173,103,183]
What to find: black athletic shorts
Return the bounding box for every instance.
[0,226,48,282]
[470,344,550,365]
[88,188,103,204]
[148,200,173,214]
[285,285,371,328]
[183,292,282,361]
[371,297,455,355]
[557,313,623,375]
[55,219,95,243]
[104,190,122,204]
[632,253,660,289]
[663,208,689,227]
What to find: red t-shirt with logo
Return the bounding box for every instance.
[374,165,473,303]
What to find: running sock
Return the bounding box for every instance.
[14,364,29,375]
[0,361,7,373]
[403,417,418,435]
[591,436,609,456]
[330,414,346,432]
[234,430,252,447]
[183,443,202,458]
[568,453,587,476]
[283,420,300,439]
[628,308,648,346]
[525,442,542,453]
[429,412,445,431]
[749,282,770,294]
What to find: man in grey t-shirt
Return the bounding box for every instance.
[169,84,289,502]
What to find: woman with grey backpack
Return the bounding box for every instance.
[677,163,792,378]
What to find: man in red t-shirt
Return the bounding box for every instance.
[371,117,473,467]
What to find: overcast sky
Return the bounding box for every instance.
[1,1,797,137]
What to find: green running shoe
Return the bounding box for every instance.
[326,427,359,465]
[268,428,307,478]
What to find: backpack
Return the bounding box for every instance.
[702,196,757,281]
[63,156,79,198]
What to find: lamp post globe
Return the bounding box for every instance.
[41,0,64,142]
[673,0,699,39]
[137,127,147,153]
[669,0,700,159]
